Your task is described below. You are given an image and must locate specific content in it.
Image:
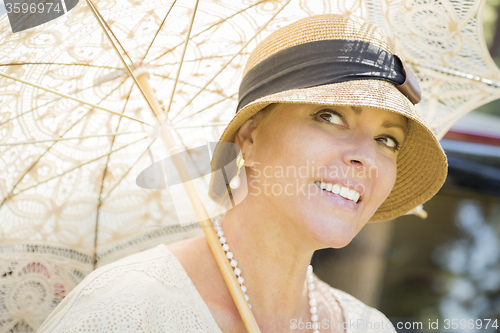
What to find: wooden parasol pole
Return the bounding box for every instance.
[84,0,261,331]
[137,74,261,333]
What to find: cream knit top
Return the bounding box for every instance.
[37,244,397,332]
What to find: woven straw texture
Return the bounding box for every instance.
[243,15,397,76]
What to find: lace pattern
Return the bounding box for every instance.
[0,248,90,331]
[37,244,397,333]
[37,244,222,332]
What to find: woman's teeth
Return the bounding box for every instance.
[314,181,360,203]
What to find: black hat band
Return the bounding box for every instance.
[237,39,421,112]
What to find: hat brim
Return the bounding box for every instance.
[208,79,448,222]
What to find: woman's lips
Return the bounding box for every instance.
[314,180,362,203]
[314,182,360,211]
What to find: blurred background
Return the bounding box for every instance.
[313,0,500,329]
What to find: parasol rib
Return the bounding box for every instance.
[0,97,66,127]
[60,0,68,13]
[9,136,147,196]
[174,92,237,125]
[0,71,150,126]
[171,0,292,121]
[0,79,129,208]
[101,137,158,202]
[416,62,500,87]
[88,1,133,65]
[150,72,235,98]
[93,84,135,269]
[0,132,144,146]
[148,147,155,164]
[85,0,163,122]
[140,0,177,65]
[154,52,251,66]
[149,0,267,63]
[0,63,122,70]
[0,74,133,127]
[165,0,200,115]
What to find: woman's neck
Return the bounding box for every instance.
[220,196,316,327]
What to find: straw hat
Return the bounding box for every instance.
[208,14,448,222]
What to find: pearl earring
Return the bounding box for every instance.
[229,153,245,189]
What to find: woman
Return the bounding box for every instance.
[38,14,447,333]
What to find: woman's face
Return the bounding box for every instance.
[236,103,408,249]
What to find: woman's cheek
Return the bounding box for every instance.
[249,179,261,196]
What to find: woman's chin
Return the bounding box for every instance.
[314,232,357,249]
[304,216,360,249]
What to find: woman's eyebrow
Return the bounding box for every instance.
[350,106,362,115]
[382,120,408,135]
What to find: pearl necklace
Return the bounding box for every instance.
[213,218,321,332]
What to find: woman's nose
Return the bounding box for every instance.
[341,133,377,171]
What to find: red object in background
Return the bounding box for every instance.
[444,129,500,146]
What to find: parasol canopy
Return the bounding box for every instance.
[0,0,499,331]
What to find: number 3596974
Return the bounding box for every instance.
[5,2,62,14]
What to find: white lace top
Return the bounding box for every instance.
[37,244,397,333]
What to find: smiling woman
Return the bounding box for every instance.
[37,14,448,333]
[224,103,408,250]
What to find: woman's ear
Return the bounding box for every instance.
[233,117,257,165]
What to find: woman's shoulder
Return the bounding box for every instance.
[314,277,397,333]
[64,243,192,294]
[38,243,220,333]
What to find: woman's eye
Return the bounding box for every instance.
[317,110,345,126]
[376,136,400,151]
